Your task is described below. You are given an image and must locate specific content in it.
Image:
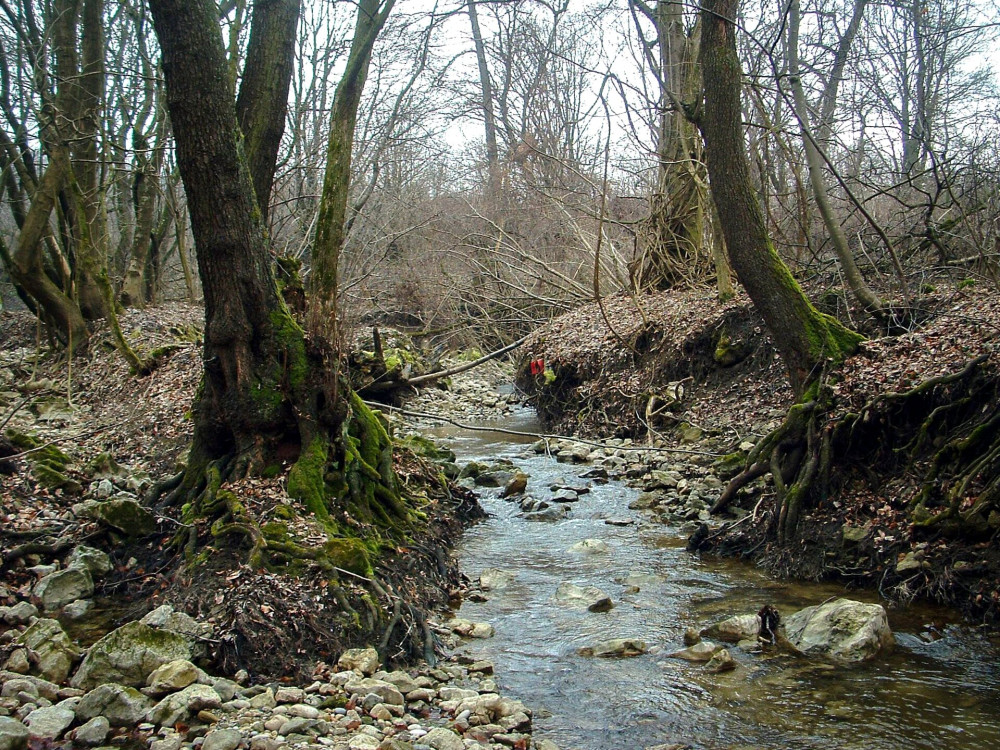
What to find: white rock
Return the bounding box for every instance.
[783,598,894,662]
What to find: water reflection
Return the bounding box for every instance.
[425,407,1000,750]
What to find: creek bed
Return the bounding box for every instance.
[428,407,1000,750]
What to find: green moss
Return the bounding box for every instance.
[269,307,309,391]
[322,538,373,577]
[714,330,751,367]
[261,463,282,479]
[85,452,122,477]
[401,434,456,463]
[958,278,975,290]
[287,437,330,520]
[272,503,296,520]
[713,451,746,478]
[6,429,41,452]
[318,695,348,710]
[32,462,82,493]
[457,347,483,362]
[543,368,556,384]
[262,521,290,542]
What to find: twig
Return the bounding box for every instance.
[0,397,30,431]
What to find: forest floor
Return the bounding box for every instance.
[515,281,1000,628]
[0,304,488,686]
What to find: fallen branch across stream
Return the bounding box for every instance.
[370,402,724,457]
[406,336,529,386]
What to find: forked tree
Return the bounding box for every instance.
[148,0,410,577]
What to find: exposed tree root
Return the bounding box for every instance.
[699,352,1000,622]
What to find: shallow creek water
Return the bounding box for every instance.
[428,407,1000,750]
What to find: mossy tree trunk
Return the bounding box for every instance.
[698,0,862,395]
[150,0,408,568]
[68,0,110,321]
[308,0,395,350]
[5,0,91,348]
[698,0,864,542]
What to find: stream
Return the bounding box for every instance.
[427,406,1000,750]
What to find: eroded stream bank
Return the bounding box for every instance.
[427,407,1000,750]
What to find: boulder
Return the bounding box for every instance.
[478,569,516,591]
[15,618,82,683]
[374,670,420,695]
[76,684,153,726]
[140,605,214,642]
[579,639,648,658]
[450,619,494,638]
[1,602,38,626]
[146,659,200,695]
[551,489,579,503]
[343,678,404,706]
[566,539,609,555]
[145,683,222,727]
[782,598,894,662]
[521,506,568,522]
[500,472,528,498]
[90,496,156,536]
[67,546,113,578]
[0,672,60,701]
[62,600,94,620]
[669,641,722,662]
[71,621,192,690]
[33,568,94,611]
[202,728,243,750]
[0,716,29,750]
[70,716,110,747]
[337,647,380,676]
[701,614,760,644]
[423,727,465,750]
[23,706,75,739]
[705,649,737,674]
[552,583,613,613]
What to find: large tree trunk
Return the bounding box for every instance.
[67,0,109,320]
[150,0,303,472]
[8,149,90,348]
[699,0,861,395]
[150,0,407,568]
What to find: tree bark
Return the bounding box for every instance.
[150,0,407,559]
[8,149,89,348]
[236,0,301,224]
[309,0,395,347]
[699,0,862,394]
[67,0,109,320]
[150,0,299,469]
